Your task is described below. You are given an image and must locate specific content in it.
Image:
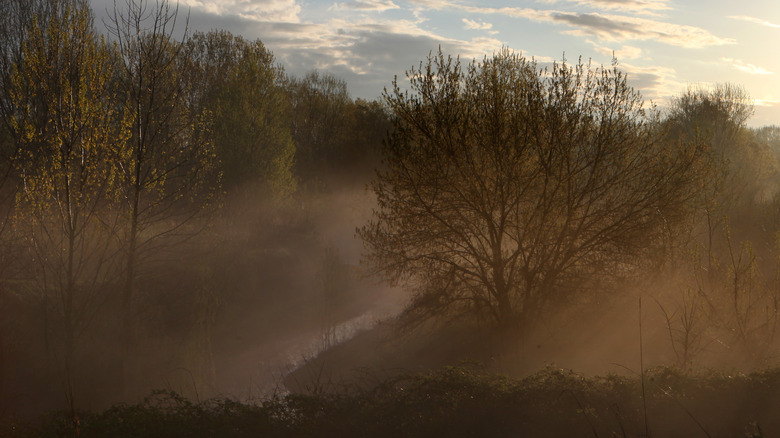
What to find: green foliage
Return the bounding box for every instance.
[10,1,127,215]
[187,30,295,196]
[216,54,295,196]
[103,0,224,401]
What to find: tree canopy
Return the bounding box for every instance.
[186,30,295,194]
[360,50,705,330]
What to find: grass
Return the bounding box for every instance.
[3,365,779,437]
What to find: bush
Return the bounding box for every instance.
[6,365,780,438]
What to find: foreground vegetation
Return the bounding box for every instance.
[4,365,779,438]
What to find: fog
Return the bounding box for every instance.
[7,164,778,420]
[3,135,780,423]
[204,181,407,400]
[0,173,399,414]
[5,4,780,435]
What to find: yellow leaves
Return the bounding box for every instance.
[9,1,127,223]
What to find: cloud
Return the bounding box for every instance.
[721,58,774,75]
[462,18,493,30]
[242,15,503,98]
[729,15,780,28]
[178,0,301,22]
[754,98,780,107]
[406,0,460,9]
[404,2,732,50]
[617,62,683,101]
[461,6,551,21]
[588,40,643,59]
[551,12,735,48]
[543,0,672,15]
[332,0,400,12]
[455,6,733,48]
[88,0,730,108]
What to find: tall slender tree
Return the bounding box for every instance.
[8,0,127,412]
[106,0,218,394]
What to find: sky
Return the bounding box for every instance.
[89,0,780,126]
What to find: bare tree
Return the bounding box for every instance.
[360,50,704,331]
[106,0,219,393]
[657,287,706,369]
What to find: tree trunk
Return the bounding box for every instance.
[0,291,4,413]
[120,210,138,398]
[496,289,515,332]
[120,96,144,397]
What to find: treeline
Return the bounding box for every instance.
[0,0,387,418]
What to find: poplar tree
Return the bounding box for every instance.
[8,0,127,410]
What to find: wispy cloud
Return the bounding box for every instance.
[406,0,459,10]
[399,2,729,50]
[729,15,780,28]
[588,40,643,59]
[618,62,683,101]
[332,0,400,12]
[459,7,734,48]
[116,0,746,110]
[251,15,503,97]
[551,12,735,48]
[754,98,780,107]
[542,0,671,15]
[721,58,774,75]
[462,18,493,30]
[178,0,301,22]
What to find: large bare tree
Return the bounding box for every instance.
[360,50,704,330]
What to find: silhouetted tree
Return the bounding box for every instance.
[288,71,350,184]
[0,0,65,408]
[360,50,704,330]
[666,84,758,206]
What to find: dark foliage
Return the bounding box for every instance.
[5,366,780,438]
